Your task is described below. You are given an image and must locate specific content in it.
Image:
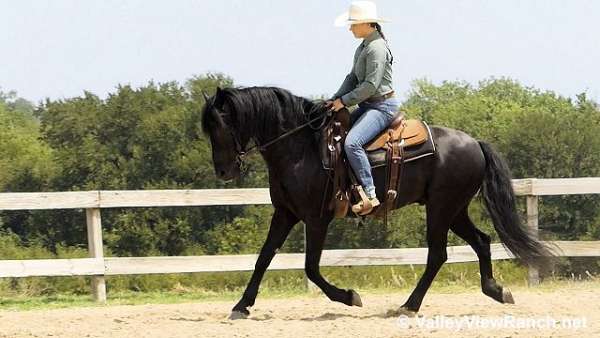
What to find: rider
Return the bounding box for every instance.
[327,1,399,215]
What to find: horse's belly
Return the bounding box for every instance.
[372,156,434,208]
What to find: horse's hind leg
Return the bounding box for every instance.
[304,218,363,307]
[398,203,451,314]
[230,207,298,319]
[450,207,514,304]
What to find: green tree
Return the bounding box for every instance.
[403,78,600,243]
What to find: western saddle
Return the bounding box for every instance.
[320,107,431,220]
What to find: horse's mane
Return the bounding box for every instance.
[201,86,329,144]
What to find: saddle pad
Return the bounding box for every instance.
[367,121,436,168]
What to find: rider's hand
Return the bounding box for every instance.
[330,98,345,112]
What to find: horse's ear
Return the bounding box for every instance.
[201,90,210,102]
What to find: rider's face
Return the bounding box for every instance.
[349,23,372,38]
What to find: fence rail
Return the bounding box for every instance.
[1,178,600,302]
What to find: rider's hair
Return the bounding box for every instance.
[370,23,393,65]
[370,22,386,40]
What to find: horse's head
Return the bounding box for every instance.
[200,87,243,181]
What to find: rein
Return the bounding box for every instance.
[231,107,333,169]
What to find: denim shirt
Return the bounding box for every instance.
[332,30,394,106]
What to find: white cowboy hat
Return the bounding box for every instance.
[334,1,390,27]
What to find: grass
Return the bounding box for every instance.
[0,288,309,311]
[0,261,523,309]
[1,278,597,312]
[1,261,597,312]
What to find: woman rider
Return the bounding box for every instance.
[327,1,400,215]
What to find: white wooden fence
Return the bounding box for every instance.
[1,178,600,303]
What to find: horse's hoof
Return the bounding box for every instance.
[502,288,515,304]
[387,306,418,318]
[228,310,249,320]
[398,306,418,317]
[349,289,363,307]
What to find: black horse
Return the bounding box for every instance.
[200,86,552,319]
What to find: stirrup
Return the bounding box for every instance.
[352,197,380,215]
[351,186,380,215]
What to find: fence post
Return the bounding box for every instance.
[526,195,540,286]
[86,208,107,302]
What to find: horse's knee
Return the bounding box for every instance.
[254,249,276,271]
[254,259,269,271]
[439,251,448,265]
[428,249,447,268]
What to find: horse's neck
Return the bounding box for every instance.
[246,98,324,178]
[260,129,320,177]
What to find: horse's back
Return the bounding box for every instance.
[430,125,485,171]
[383,125,486,208]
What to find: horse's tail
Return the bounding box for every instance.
[478,141,554,267]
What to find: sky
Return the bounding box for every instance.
[1,0,599,104]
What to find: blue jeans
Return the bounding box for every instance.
[344,97,400,198]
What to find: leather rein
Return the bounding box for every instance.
[227,107,333,170]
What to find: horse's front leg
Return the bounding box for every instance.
[229,207,298,319]
[304,218,363,307]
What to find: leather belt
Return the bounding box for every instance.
[364,91,395,104]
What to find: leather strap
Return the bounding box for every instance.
[385,142,402,209]
[329,133,344,210]
[326,118,351,218]
[387,136,402,206]
[375,130,405,221]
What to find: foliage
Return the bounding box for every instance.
[0,96,55,192]
[404,78,600,242]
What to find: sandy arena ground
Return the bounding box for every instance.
[1,284,598,338]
